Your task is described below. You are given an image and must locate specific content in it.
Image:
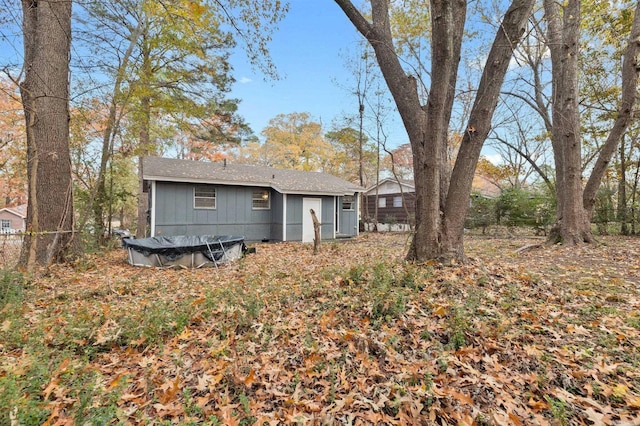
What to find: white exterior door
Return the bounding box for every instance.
[302,198,322,243]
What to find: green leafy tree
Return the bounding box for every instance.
[68,98,138,239]
[78,0,287,239]
[83,0,234,238]
[465,194,496,235]
[496,187,554,230]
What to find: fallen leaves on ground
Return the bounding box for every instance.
[1,233,639,425]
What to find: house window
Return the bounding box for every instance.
[1,220,10,233]
[194,185,216,209]
[393,196,403,208]
[252,190,270,209]
[342,195,355,211]
[378,197,387,208]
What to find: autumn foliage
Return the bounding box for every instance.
[1,233,639,424]
[0,78,26,206]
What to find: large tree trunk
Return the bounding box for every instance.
[336,0,534,262]
[632,150,640,234]
[582,2,640,216]
[444,0,536,257]
[543,0,567,240]
[543,0,593,244]
[336,0,463,261]
[408,0,466,261]
[18,0,78,271]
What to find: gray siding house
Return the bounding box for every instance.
[142,157,363,242]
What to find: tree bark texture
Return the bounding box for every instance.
[543,0,567,230]
[19,0,77,270]
[335,0,534,262]
[444,0,536,257]
[335,0,461,261]
[617,137,628,235]
[582,2,640,215]
[543,0,593,244]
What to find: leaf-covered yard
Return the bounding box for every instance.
[1,233,639,425]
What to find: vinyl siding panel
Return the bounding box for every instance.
[321,198,335,239]
[152,181,359,242]
[154,182,272,241]
[270,192,284,241]
[286,195,303,241]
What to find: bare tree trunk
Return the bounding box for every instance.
[383,146,412,230]
[543,0,593,244]
[372,110,382,232]
[357,75,366,187]
[409,0,466,262]
[18,0,78,271]
[631,144,640,235]
[310,208,321,254]
[543,0,567,240]
[136,95,151,239]
[444,0,536,257]
[136,36,152,239]
[583,2,640,216]
[336,0,534,262]
[618,137,629,235]
[94,23,143,245]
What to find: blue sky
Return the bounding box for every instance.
[229,2,407,147]
[0,2,501,159]
[0,2,406,148]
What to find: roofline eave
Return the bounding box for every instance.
[143,175,273,189]
[0,208,26,219]
[364,178,415,193]
[280,190,362,197]
[143,176,362,197]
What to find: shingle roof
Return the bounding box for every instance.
[364,178,415,194]
[142,157,364,196]
[0,204,26,218]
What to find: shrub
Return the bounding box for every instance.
[496,187,554,230]
[465,193,497,233]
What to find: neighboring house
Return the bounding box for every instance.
[363,175,500,231]
[142,156,364,242]
[0,204,27,234]
[471,174,501,199]
[363,178,416,231]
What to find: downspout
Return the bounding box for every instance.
[282,193,287,241]
[150,181,156,237]
[334,196,338,239]
[356,192,360,236]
